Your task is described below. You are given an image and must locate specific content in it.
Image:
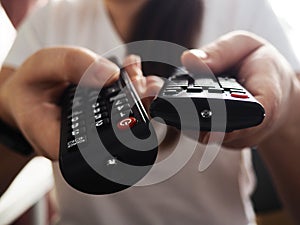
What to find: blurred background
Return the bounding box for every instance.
[268,0,300,59]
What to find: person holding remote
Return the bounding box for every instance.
[0,0,300,224]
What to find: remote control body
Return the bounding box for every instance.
[59,70,158,194]
[150,72,265,132]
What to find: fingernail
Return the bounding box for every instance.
[190,49,208,59]
[125,54,141,68]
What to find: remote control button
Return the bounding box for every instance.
[229,88,246,94]
[163,89,179,95]
[168,80,189,87]
[67,136,87,150]
[109,93,126,102]
[166,86,183,91]
[165,86,185,93]
[218,77,242,90]
[171,74,191,80]
[92,101,106,108]
[231,93,249,99]
[94,112,109,120]
[106,158,118,166]
[208,88,224,93]
[71,127,87,136]
[115,103,131,113]
[95,118,110,128]
[93,106,107,114]
[67,110,83,119]
[103,86,121,97]
[117,117,137,130]
[68,120,86,132]
[71,122,80,129]
[119,110,132,118]
[201,110,213,119]
[68,117,84,127]
[71,115,82,123]
[114,98,129,106]
[187,86,203,93]
[194,78,220,89]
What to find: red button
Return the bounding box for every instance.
[231,93,249,99]
[117,117,137,130]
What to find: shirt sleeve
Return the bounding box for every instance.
[0,5,16,66]
[3,4,49,68]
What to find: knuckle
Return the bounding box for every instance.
[62,48,78,74]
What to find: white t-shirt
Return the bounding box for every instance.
[0,4,16,66]
[4,0,300,225]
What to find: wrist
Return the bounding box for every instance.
[0,68,34,156]
[259,76,300,153]
[0,67,18,128]
[0,118,34,156]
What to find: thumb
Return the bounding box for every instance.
[181,31,266,75]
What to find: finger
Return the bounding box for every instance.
[224,44,289,147]
[19,103,61,160]
[180,32,281,148]
[142,76,164,112]
[145,76,164,97]
[123,55,164,97]
[123,54,143,81]
[181,31,266,75]
[123,55,163,110]
[123,55,147,99]
[21,47,120,87]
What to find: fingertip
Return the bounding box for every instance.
[123,54,142,69]
[189,49,208,59]
[123,55,143,81]
[82,57,120,87]
[181,49,212,76]
[182,49,208,62]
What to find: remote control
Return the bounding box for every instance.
[59,67,158,195]
[150,71,265,132]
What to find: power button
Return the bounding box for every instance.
[117,117,137,130]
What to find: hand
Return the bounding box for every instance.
[0,47,120,160]
[123,55,164,112]
[181,30,300,149]
[182,31,300,223]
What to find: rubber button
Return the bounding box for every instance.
[208,88,224,93]
[231,93,249,99]
[117,117,137,130]
[187,87,203,93]
[229,88,245,93]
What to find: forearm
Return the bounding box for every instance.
[0,66,18,127]
[0,145,33,196]
[258,73,300,222]
[0,66,34,196]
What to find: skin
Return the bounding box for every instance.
[181,32,300,222]
[0,0,300,223]
[104,0,148,41]
[1,0,47,28]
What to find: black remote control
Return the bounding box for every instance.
[59,67,158,194]
[150,71,265,132]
